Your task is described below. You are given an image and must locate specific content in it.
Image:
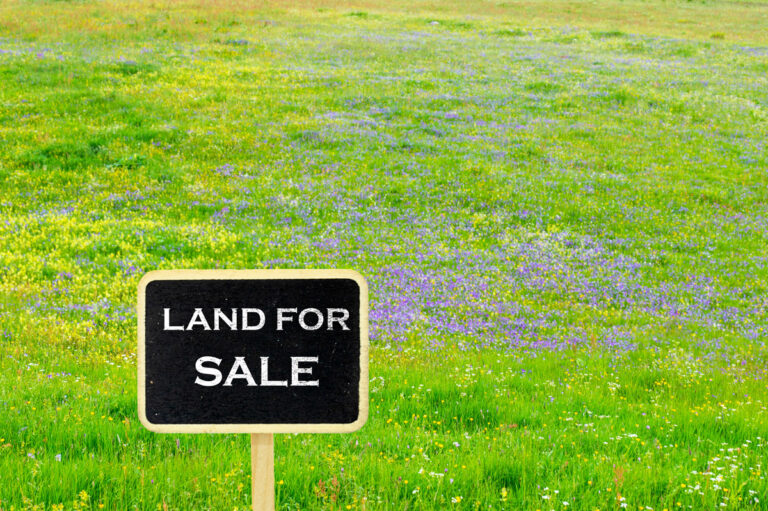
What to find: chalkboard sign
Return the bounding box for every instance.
[137,270,369,433]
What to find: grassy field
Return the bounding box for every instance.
[1,0,768,509]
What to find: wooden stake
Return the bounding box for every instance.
[251,433,274,511]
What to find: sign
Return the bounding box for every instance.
[137,269,369,433]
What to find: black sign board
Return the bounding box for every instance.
[138,270,368,433]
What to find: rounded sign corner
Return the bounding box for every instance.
[137,405,161,433]
[348,410,369,433]
[137,270,171,295]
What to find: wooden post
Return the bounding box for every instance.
[251,433,275,511]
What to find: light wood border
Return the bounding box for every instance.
[137,269,369,434]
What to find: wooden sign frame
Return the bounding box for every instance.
[137,269,369,434]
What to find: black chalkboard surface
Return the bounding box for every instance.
[137,270,368,433]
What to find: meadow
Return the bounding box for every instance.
[1,0,767,509]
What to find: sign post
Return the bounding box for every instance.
[137,269,368,509]
[251,433,274,511]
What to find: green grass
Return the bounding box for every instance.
[1,0,767,509]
